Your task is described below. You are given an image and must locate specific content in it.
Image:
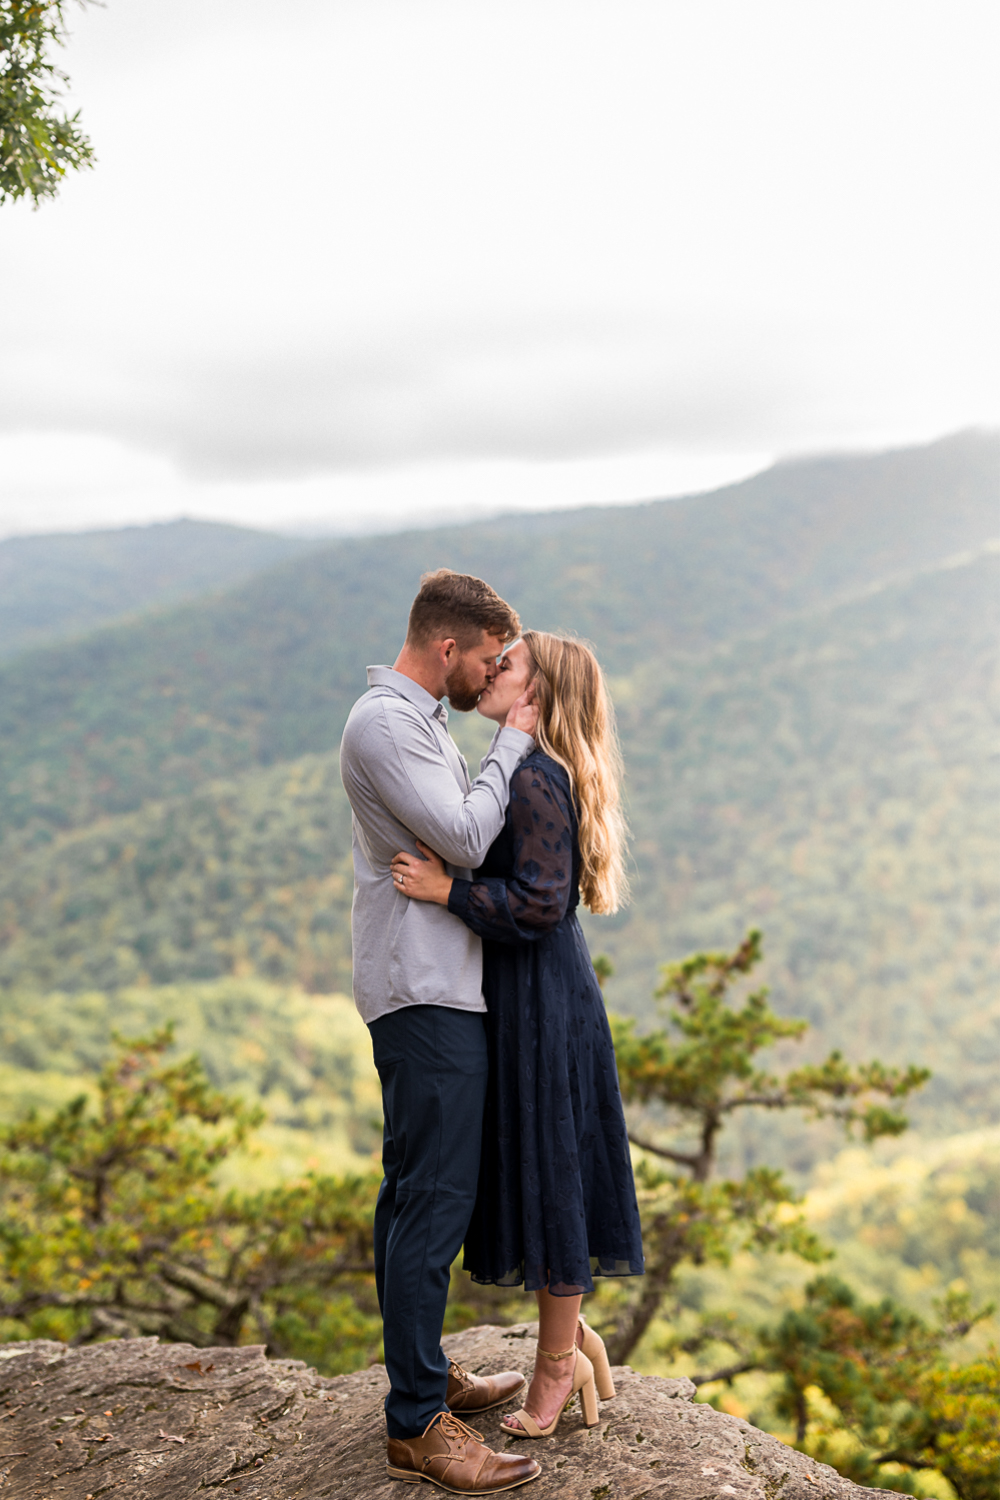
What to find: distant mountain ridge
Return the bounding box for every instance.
[0,431,996,1148]
[0,430,995,855]
[1,545,993,1141]
[0,518,317,658]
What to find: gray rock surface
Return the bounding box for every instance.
[0,1324,893,1499]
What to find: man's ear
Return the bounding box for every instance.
[439,637,458,664]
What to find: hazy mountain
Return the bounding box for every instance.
[0,518,317,658]
[1,430,995,856]
[0,752,355,998]
[3,438,995,1146]
[606,545,998,1141]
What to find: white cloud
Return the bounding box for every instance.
[0,0,996,529]
[0,431,772,538]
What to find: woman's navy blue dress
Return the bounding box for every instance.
[447,748,644,1296]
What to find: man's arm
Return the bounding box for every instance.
[356,702,532,867]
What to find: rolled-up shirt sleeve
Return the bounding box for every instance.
[357,704,534,868]
[448,762,574,943]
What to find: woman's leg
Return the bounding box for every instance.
[502,1286,583,1432]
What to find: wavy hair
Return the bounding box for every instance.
[521,631,629,915]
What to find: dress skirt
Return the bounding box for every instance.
[448,749,644,1296]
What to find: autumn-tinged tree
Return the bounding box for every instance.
[1,0,95,205]
[0,1030,382,1373]
[696,1277,998,1500]
[603,931,929,1365]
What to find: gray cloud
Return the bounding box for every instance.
[0,320,822,479]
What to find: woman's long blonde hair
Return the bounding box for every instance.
[521,631,629,915]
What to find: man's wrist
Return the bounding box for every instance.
[497,725,535,755]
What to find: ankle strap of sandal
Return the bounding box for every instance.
[537,1344,575,1361]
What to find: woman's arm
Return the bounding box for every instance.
[391,762,575,941]
[448,762,575,944]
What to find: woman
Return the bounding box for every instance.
[390,631,644,1439]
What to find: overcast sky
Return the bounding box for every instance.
[1,0,997,538]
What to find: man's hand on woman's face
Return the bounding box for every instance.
[390,840,453,905]
[505,679,538,736]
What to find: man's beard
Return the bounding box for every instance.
[444,660,483,713]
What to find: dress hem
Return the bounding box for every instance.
[465,1257,645,1296]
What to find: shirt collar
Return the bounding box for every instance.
[366,665,449,723]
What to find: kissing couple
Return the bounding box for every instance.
[340,569,644,1493]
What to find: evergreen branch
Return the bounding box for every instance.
[691,1360,761,1387]
[626,1132,702,1169]
[867,1453,940,1471]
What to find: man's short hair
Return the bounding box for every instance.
[406,569,520,650]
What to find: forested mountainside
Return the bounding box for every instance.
[0,979,383,1178]
[1,433,996,1486]
[0,518,315,658]
[605,547,998,1141]
[0,754,355,997]
[0,430,995,856]
[1,537,995,1140]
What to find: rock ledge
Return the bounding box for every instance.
[0,1324,894,1498]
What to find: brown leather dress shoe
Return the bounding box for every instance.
[447,1359,526,1414]
[386,1411,541,1494]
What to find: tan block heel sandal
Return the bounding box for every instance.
[578,1314,616,1401]
[501,1346,599,1438]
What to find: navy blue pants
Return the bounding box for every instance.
[368,1005,489,1440]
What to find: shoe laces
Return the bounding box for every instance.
[433,1411,484,1445]
[448,1359,475,1393]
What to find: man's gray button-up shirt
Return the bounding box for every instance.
[339,666,534,1025]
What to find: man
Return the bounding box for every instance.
[340,569,542,1494]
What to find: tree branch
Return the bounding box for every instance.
[720,1093,796,1112]
[869,1453,939,1470]
[156,1260,244,1310]
[627,1132,701,1169]
[691,1360,760,1387]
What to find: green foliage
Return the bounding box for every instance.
[0,520,316,659]
[0,1031,382,1373]
[615,929,928,1160]
[0,758,355,994]
[0,0,95,206]
[759,1278,999,1498]
[0,554,994,1148]
[809,1134,1000,1315]
[602,932,928,1366]
[592,953,614,988]
[0,966,991,1499]
[494,934,993,1499]
[0,443,995,1148]
[614,931,809,1127]
[604,546,998,1140]
[606,1127,1000,1383]
[910,1357,1000,1500]
[0,435,994,1441]
[0,433,994,851]
[0,977,383,1173]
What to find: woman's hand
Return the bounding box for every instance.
[390,840,453,905]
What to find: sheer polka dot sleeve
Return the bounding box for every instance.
[448,761,574,944]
